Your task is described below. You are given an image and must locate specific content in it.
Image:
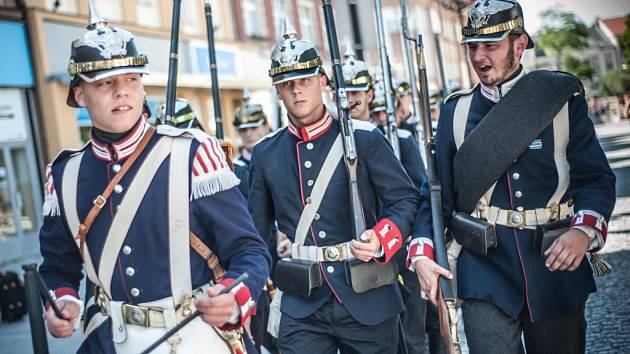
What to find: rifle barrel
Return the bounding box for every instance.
[204,0,224,140]
[164,0,182,126]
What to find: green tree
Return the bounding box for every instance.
[564,55,593,80]
[619,15,630,64]
[536,9,590,70]
[599,69,630,96]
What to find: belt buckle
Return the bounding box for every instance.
[507,210,525,228]
[123,304,150,327]
[323,245,343,261]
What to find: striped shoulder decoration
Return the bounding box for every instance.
[191,137,240,200]
[42,165,60,217]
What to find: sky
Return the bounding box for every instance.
[519,0,630,34]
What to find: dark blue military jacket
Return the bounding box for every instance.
[248,111,420,325]
[39,120,270,353]
[376,125,427,190]
[412,75,616,321]
[234,155,251,199]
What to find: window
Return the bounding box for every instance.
[136,0,160,28]
[297,1,315,42]
[242,0,268,39]
[94,0,123,22]
[181,1,201,34]
[273,0,294,39]
[45,0,77,13]
[604,51,615,71]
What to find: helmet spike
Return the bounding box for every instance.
[283,16,297,40]
[88,0,107,30]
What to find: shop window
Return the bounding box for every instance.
[10,149,36,234]
[181,0,201,34]
[0,156,16,239]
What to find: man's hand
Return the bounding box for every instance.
[350,229,381,262]
[197,284,238,327]
[45,300,80,338]
[544,228,590,271]
[277,238,292,258]
[413,258,453,306]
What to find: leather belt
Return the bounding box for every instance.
[480,202,573,229]
[291,242,354,262]
[97,284,209,328]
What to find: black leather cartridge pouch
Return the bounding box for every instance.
[449,212,497,257]
[275,259,322,297]
[344,260,399,294]
[534,218,571,257]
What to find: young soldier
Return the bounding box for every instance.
[410,1,616,353]
[248,21,419,353]
[39,6,270,353]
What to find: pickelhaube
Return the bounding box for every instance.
[269,18,324,85]
[157,98,202,129]
[369,76,387,113]
[462,0,534,49]
[234,88,267,130]
[66,1,149,107]
[341,41,372,92]
[394,79,411,98]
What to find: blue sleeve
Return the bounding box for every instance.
[413,100,458,241]
[400,134,427,189]
[234,164,250,200]
[192,187,271,303]
[565,94,616,220]
[365,128,420,237]
[247,145,276,245]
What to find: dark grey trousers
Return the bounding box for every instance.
[461,299,586,354]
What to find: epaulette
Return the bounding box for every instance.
[444,83,479,104]
[50,142,91,167]
[397,128,412,139]
[351,119,377,132]
[255,126,286,146]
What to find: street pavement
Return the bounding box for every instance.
[1,121,629,354]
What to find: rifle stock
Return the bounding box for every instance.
[407,32,462,354]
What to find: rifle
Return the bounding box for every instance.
[373,0,400,160]
[399,0,426,163]
[320,0,365,239]
[203,0,234,167]
[434,33,448,96]
[404,32,462,354]
[204,0,224,140]
[164,0,182,126]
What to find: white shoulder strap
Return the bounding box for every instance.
[168,137,193,303]
[546,103,570,207]
[294,134,343,246]
[453,94,473,149]
[61,152,103,290]
[98,137,173,298]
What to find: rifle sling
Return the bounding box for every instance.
[453,71,582,214]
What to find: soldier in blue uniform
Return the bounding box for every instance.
[248,20,419,354]
[39,5,270,354]
[341,47,428,354]
[233,89,271,200]
[409,1,616,353]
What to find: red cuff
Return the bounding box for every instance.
[373,218,403,264]
[45,287,78,311]
[571,211,607,246]
[406,238,435,269]
[218,277,256,330]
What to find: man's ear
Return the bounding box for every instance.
[74,86,87,108]
[514,34,528,59]
[367,89,374,103]
[319,74,329,90]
